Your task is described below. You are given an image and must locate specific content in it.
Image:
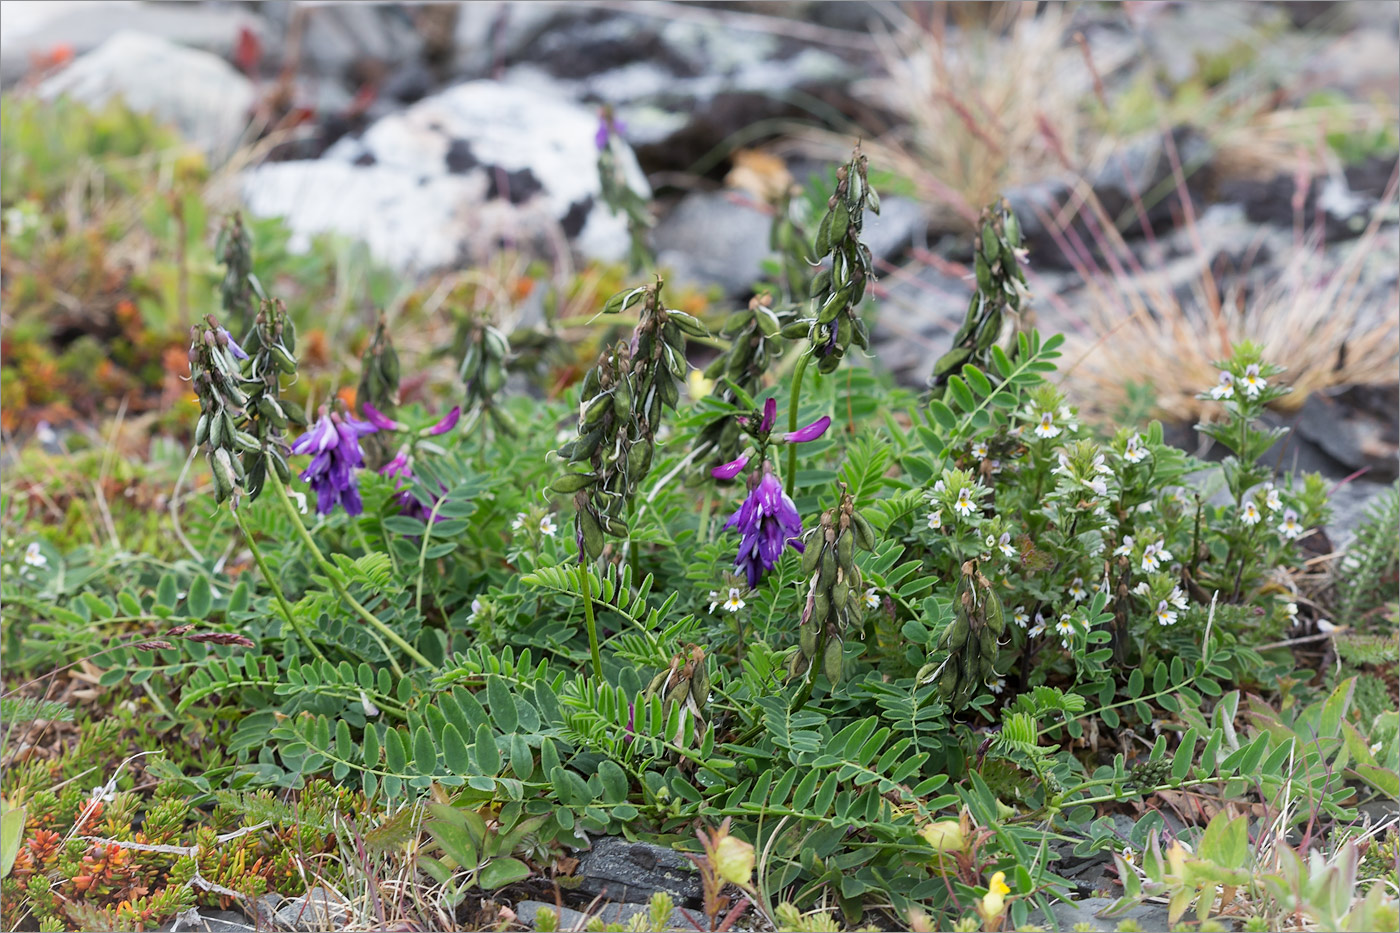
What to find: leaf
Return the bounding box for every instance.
[1197,812,1248,870]
[929,400,957,431]
[156,573,179,609]
[428,820,478,870]
[187,575,212,619]
[947,376,975,412]
[1172,729,1198,781]
[1,801,26,879]
[442,724,471,774]
[486,676,518,734]
[478,857,530,890]
[474,723,500,775]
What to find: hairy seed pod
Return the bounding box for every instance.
[823,637,844,685]
[812,591,830,627]
[851,512,875,551]
[799,623,818,658]
[944,616,970,650]
[581,392,612,427]
[579,508,605,559]
[666,310,709,338]
[195,413,210,447]
[551,472,597,494]
[828,200,850,246]
[780,321,810,339]
[985,589,1005,637]
[832,580,849,612]
[801,541,821,576]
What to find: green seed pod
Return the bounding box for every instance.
[212,448,240,497]
[581,392,612,427]
[851,512,876,551]
[829,201,850,246]
[820,544,836,583]
[978,626,997,660]
[195,413,210,447]
[933,346,973,378]
[812,591,830,627]
[981,222,1000,263]
[817,286,850,325]
[233,430,261,453]
[851,318,870,351]
[781,320,811,340]
[823,637,843,685]
[835,315,852,351]
[484,360,508,394]
[788,648,808,679]
[832,580,849,612]
[866,186,880,216]
[754,306,781,338]
[799,623,818,658]
[976,309,1004,352]
[613,377,632,418]
[581,367,601,400]
[836,532,854,572]
[704,355,727,379]
[666,310,709,338]
[974,255,992,292]
[574,428,605,461]
[483,326,509,360]
[627,438,653,482]
[658,373,680,409]
[814,210,834,257]
[579,509,605,559]
[944,616,970,650]
[268,448,291,483]
[985,589,1005,638]
[272,343,298,374]
[603,515,630,536]
[937,664,959,699]
[690,664,710,708]
[551,472,597,494]
[801,540,821,576]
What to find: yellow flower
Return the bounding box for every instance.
[918,820,966,853]
[979,870,1011,920]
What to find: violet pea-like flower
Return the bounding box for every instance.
[216,327,248,360]
[291,407,377,516]
[423,405,461,436]
[361,401,405,432]
[723,462,804,587]
[711,455,750,481]
[380,445,445,522]
[782,415,831,444]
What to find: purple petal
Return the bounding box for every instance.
[361,402,403,432]
[711,455,750,481]
[425,405,461,436]
[218,328,249,360]
[784,415,831,444]
[594,118,609,151]
[759,397,777,433]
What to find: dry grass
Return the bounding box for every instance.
[1056,164,1400,424]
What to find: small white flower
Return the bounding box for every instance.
[360,690,381,718]
[467,597,484,623]
[1053,451,1072,476]
[539,515,558,536]
[1278,508,1302,539]
[863,587,880,609]
[1155,600,1178,627]
[1264,486,1282,512]
[1068,577,1087,602]
[1091,452,1112,476]
[511,512,527,531]
[1370,741,1383,756]
[1240,502,1261,526]
[1086,478,1109,497]
[1316,618,1337,634]
[1121,849,1137,868]
[1132,581,1151,597]
[1241,363,1266,397]
[1210,371,1235,400]
[988,676,1006,695]
[953,489,975,517]
[1114,536,1135,558]
[89,782,116,803]
[1124,434,1148,464]
[1056,614,1076,646]
[1028,614,1047,638]
[998,533,1017,559]
[708,590,721,613]
[1013,607,1030,628]
[1284,601,1299,625]
[1168,586,1188,611]
[1136,501,1155,514]
[1034,411,1061,439]
[985,534,997,549]
[927,510,943,530]
[1141,541,1172,572]
[971,441,989,461]
[723,587,746,613]
[932,479,946,494]
[23,542,46,568]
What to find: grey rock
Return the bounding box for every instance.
[159,907,256,933]
[575,837,703,906]
[870,262,973,382]
[37,31,255,159]
[515,899,701,932]
[294,3,422,79]
[1323,479,1394,551]
[275,884,350,932]
[241,80,650,273]
[1295,384,1399,482]
[1029,895,1171,933]
[653,191,774,298]
[861,196,929,264]
[0,2,262,87]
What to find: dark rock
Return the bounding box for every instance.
[1295,384,1399,482]
[515,899,699,932]
[574,837,703,906]
[382,60,435,104]
[1029,895,1170,933]
[1219,169,1382,242]
[653,191,775,298]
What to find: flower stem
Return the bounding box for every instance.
[268,470,434,671]
[231,507,328,663]
[785,346,814,499]
[579,561,603,681]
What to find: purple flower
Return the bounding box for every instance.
[759,397,777,433]
[594,109,626,150]
[290,407,377,516]
[361,401,404,432]
[723,463,804,587]
[711,454,750,481]
[783,415,831,444]
[217,327,248,360]
[424,405,461,436]
[380,445,443,522]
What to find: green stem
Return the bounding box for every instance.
[579,561,603,681]
[231,508,328,663]
[268,470,433,672]
[785,347,814,499]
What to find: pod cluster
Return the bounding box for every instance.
[927,199,1031,399]
[357,313,401,469]
[643,644,709,747]
[190,303,305,506]
[458,317,519,436]
[793,487,877,686]
[780,146,878,375]
[697,294,787,466]
[553,281,708,560]
[215,212,254,335]
[920,560,1005,708]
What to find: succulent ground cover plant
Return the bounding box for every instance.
[2,100,1397,933]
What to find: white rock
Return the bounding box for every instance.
[37,31,254,158]
[241,80,650,273]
